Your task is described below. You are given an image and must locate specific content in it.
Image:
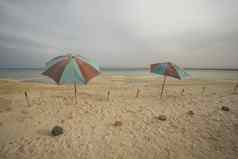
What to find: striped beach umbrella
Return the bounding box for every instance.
[150,62,190,98]
[42,54,100,102]
[42,54,100,85]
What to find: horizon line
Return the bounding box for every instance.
[0,67,238,71]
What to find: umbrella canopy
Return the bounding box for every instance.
[42,54,100,85]
[150,62,190,98]
[150,62,190,80]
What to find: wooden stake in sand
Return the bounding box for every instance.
[233,84,238,94]
[202,86,206,95]
[24,91,30,106]
[136,88,140,98]
[160,75,167,98]
[181,89,185,96]
[107,90,110,100]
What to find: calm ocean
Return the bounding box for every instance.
[0,68,238,83]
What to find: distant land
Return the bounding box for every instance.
[102,67,238,71]
[184,68,238,71]
[0,67,238,71]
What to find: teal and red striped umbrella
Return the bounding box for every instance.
[150,62,190,80]
[42,54,100,85]
[150,62,190,97]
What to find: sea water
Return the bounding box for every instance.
[0,68,238,83]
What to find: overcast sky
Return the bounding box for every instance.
[0,0,238,68]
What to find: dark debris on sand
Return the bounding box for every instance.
[187,110,194,116]
[221,106,230,112]
[113,121,123,127]
[51,126,64,136]
[155,115,167,121]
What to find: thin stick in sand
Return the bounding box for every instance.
[181,88,185,96]
[24,91,30,106]
[233,84,238,94]
[136,88,140,98]
[202,86,206,95]
[160,75,167,98]
[107,90,110,100]
[164,88,168,96]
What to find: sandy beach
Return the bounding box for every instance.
[0,75,238,159]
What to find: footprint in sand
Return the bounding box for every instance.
[21,109,29,115]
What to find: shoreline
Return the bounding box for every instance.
[1,67,238,71]
[1,75,238,84]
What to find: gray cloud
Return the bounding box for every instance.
[0,0,238,68]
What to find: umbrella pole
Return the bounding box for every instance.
[74,81,77,104]
[160,75,167,98]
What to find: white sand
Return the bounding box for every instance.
[0,76,238,159]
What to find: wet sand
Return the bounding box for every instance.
[0,75,238,159]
